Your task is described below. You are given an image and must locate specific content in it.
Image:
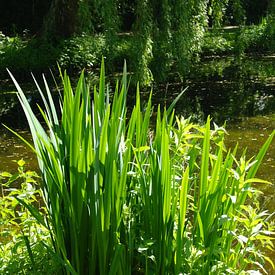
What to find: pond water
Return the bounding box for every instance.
[0,54,274,269]
[226,115,275,209]
[0,54,274,200]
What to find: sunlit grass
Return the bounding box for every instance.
[5,60,275,274]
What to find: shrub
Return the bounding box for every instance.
[0,160,61,274]
[0,34,58,78]
[57,34,105,73]
[6,61,275,274]
[201,19,274,57]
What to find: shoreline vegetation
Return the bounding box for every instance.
[1,1,275,273]
[0,19,274,82]
[1,61,274,274]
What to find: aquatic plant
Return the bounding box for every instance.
[6,61,275,274]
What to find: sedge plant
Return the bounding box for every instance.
[6,60,275,274]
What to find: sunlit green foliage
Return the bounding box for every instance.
[0,160,60,274]
[5,61,275,274]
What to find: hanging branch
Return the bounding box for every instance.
[101,0,120,70]
[171,0,209,79]
[132,0,153,85]
[150,0,172,82]
[209,0,230,28]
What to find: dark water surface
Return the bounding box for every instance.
[152,54,275,124]
[0,54,274,207]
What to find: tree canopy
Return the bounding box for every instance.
[0,0,272,83]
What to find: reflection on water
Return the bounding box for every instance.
[0,54,274,197]
[188,55,275,123]
[153,55,275,124]
[0,129,37,172]
[0,55,275,127]
[226,115,275,207]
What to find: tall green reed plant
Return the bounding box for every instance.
[7,60,275,274]
[8,60,134,274]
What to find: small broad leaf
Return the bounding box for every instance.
[18,159,26,167]
[138,246,149,253]
[0,172,12,178]
[252,223,263,235]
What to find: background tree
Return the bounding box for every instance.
[150,0,172,82]
[266,0,275,50]
[0,0,272,83]
[132,0,153,85]
[171,0,208,79]
[42,0,80,39]
[0,0,51,35]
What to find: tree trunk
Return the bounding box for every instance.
[43,0,79,39]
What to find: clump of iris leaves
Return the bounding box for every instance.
[1,60,274,274]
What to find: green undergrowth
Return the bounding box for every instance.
[1,61,275,274]
[0,20,273,81]
[0,33,58,78]
[0,160,61,274]
[0,32,134,79]
[202,19,274,56]
[0,33,107,78]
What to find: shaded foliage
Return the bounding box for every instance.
[0,0,273,83]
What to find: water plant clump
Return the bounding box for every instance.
[3,61,275,274]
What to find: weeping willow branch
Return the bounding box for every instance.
[132,0,153,86]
